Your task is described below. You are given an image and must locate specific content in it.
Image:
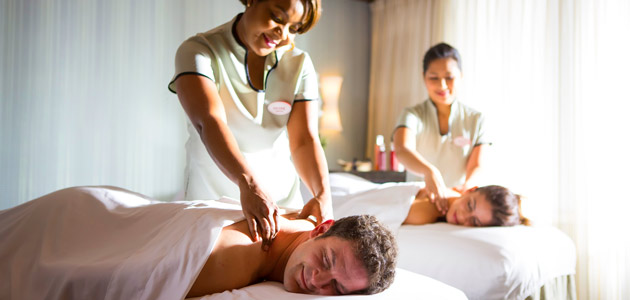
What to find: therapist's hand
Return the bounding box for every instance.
[424,168,449,214]
[416,187,448,216]
[239,181,279,251]
[298,194,333,225]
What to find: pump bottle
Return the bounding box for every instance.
[375,135,386,171]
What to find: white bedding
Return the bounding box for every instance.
[193,268,467,300]
[396,224,575,300]
[0,186,242,300]
[328,173,422,231]
[1,185,467,300]
[328,173,577,300]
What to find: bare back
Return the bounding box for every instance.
[403,191,460,225]
[403,196,442,225]
[186,216,315,297]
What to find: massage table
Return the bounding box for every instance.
[0,185,466,300]
[324,173,577,300]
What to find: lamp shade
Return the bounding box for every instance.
[320,75,343,131]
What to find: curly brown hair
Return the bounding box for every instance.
[477,185,530,226]
[238,0,322,34]
[317,215,398,295]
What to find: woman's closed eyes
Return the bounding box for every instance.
[269,9,301,34]
[470,200,483,226]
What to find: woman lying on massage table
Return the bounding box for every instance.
[403,185,530,227]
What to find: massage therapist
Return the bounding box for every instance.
[393,43,491,212]
[168,0,331,250]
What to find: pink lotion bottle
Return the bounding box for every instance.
[376,135,386,171]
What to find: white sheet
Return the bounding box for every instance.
[192,268,467,300]
[397,224,576,300]
[1,185,467,300]
[329,173,577,300]
[0,186,243,300]
[329,173,422,232]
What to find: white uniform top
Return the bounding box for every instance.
[168,15,319,208]
[396,99,490,187]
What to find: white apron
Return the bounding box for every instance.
[396,100,491,187]
[169,15,320,208]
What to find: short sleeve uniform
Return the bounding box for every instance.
[168,15,319,208]
[396,99,490,187]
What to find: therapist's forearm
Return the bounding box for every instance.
[393,128,441,178]
[395,147,439,177]
[287,101,331,203]
[175,75,259,188]
[197,117,258,187]
[291,138,331,200]
[462,145,485,189]
[463,167,482,190]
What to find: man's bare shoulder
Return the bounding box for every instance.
[186,216,315,297]
[218,215,315,242]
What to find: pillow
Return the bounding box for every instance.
[396,224,576,300]
[192,268,467,300]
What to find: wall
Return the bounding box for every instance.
[0,0,371,209]
[296,0,371,170]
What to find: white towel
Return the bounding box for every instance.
[330,173,424,232]
[0,186,244,300]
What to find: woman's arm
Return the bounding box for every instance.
[457,144,487,192]
[286,101,333,224]
[175,74,279,250]
[393,127,449,212]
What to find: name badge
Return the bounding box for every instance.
[267,101,292,115]
[453,136,471,147]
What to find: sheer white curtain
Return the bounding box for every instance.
[556,0,630,297]
[439,0,562,224]
[369,0,630,298]
[0,0,242,208]
[366,0,441,160]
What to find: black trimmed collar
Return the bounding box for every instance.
[231,13,279,92]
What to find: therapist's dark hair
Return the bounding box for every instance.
[239,0,322,34]
[422,42,462,74]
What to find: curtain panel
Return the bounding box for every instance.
[367,0,441,161]
[368,0,630,298]
[0,1,243,207]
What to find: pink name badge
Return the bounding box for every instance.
[267,101,292,115]
[453,136,471,147]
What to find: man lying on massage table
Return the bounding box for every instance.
[187,214,397,297]
[0,186,397,299]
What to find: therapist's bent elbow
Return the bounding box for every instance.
[290,134,318,152]
[395,148,417,164]
[194,116,224,138]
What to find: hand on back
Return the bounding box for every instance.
[298,194,333,225]
[239,182,279,251]
[423,169,449,214]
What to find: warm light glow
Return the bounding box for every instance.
[320,75,343,131]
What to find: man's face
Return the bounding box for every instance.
[283,235,370,295]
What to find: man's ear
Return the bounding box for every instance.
[465,186,479,194]
[309,219,335,238]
